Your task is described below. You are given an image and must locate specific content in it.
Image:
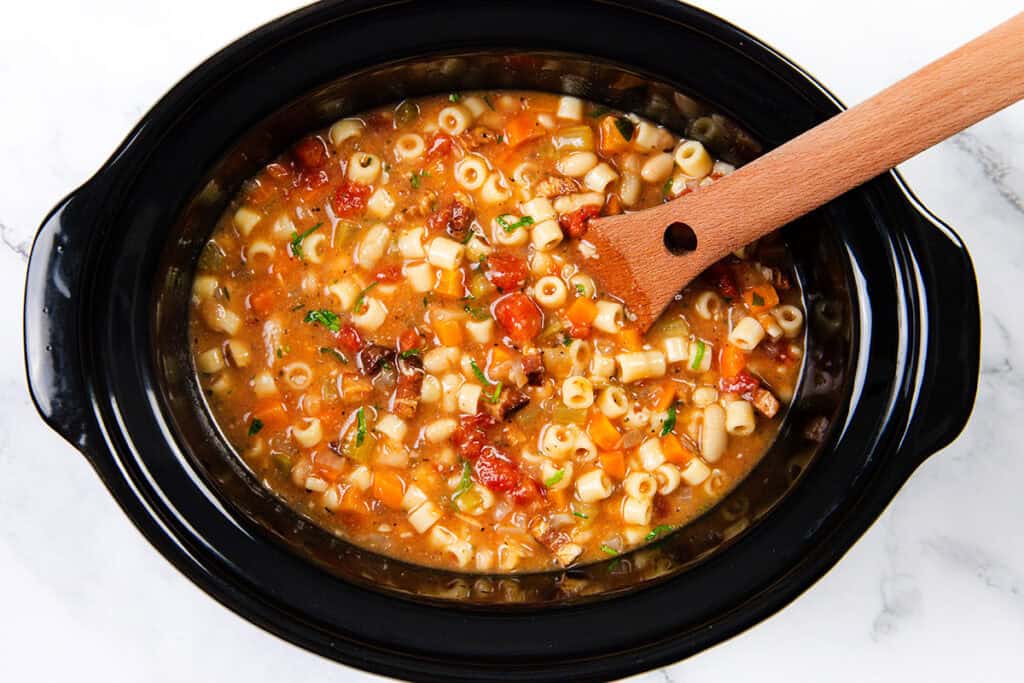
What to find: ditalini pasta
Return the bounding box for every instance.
[190,91,804,572]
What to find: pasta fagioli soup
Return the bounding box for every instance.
[190,91,804,572]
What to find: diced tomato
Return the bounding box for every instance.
[373,264,404,283]
[568,321,591,339]
[331,180,371,217]
[299,168,330,191]
[558,205,601,239]
[335,324,364,354]
[426,198,474,239]
[485,252,528,291]
[718,369,760,400]
[705,261,739,299]
[493,292,543,344]
[472,446,541,503]
[453,413,497,461]
[292,136,328,171]
[248,289,276,317]
[398,329,422,353]
[425,133,454,162]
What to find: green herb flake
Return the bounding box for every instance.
[614,117,635,141]
[562,335,573,347]
[662,177,673,198]
[645,525,674,542]
[572,510,589,519]
[496,214,535,234]
[575,284,586,296]
[660,402,677,437]
[410,169,429,189]
[464,303,490,321]
[544,469,565,488]
[248,418,263,436]
[289,222,323,259]
[752,292,765,307]
[600,544,619,556]
[691,339,706,370]
[469,359,491,386]
[483,94,495,110]
[352,282,378,314]
[304,308,341,333]
[452,460,472,501]
[355,407,367,447]
[495,134,503,144]
[276,347,284,358]
[487,381,503,404]
[448,93,460,102]
[290,302,305,311]
[319,347,349,364]
[461,229,477,245]
[398,348,421,359]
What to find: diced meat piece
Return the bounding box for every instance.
[752,387,780,418]
[558,205,600,239]
[535,175,579,198]
[769,267,792,292]
[529,516,583,567]
[494,293,543,345]
[392,355,424,419]
[291,136,328,171]
[521,349,545,386]
[425,133,454,162]
[427,197,475,241]
[705,261,739,299]
[453,413,497,461]
[461,126,501,149]
[485,252,529,292]
[718,370,760,401]
[484,385,530,421]
[358,344,395,374]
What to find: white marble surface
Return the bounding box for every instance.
[2,0,1022,680]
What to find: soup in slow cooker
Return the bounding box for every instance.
[189,91,804,572]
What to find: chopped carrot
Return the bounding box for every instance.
[372,469,406,510]
[503,112,545,148]
[653,380,678,412]
[661,434,695,465]
[249,289,276,317]
[547,487,569,509]
[618,327,643,351]
[339,486,367,513]
[599,450,626,480]
[435,267,465,298]
[719,343,747,378]
[598,115,632,155]
[564,297,599,327]
[588,411,622,450]
[252,400,288,428]
[433,318,463,346]
[490,346,514,365]
[743,284,779,314]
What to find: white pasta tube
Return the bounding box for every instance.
[455,156,489,190]
[405,262,435,293]
[662,336,689,364]
[458,383,482,414]
[197,348,224,373]
[426,236,465,270]
[617,351,667,383]
[541,424,577,459]
[419,375,442,403]
[561,376,595,410]
[408,501,442,533]
[687,340,713,373]
[640,152,675,183]
[494,218,530,246]
[637,438,666,471]
[233,207,262,236]
[424,417,457,443]
[534,275,569,309]
[366,187,395,218]
[623,472,657,500]
[347,152,382,184]
[465,319,493,344]
[292,417,323,448]
[348,465,372,491]
[480,173,512,204]
[592,300,624,334]
[729,316,765,351]
[438,105,472,135]
[725,400,756,436]
[245,240,275,264]
[772,305,805,338]
[691,386,719,408]
[590,352,616,380]
[225,339,251,368]
[329,118,364,147]
[282,362,314,390]
[398,227,426,259]
[301,233,327,264]
[352,297,388,331]
[556,151,598,177]
[356,223,391,269]
[693,291,723,320]
[654,463,681,495]
[520,197,556,223]
[192,275,219,301]
[674,140,713,179]
[556,95,584,121]
[530,219,564,251]
[575,469,613,502]
[621,496,652,525]
[583,162,618,192]
[701,404,727,462]
[596,386,629,419]
[394,133,425,161]
[541,460,573,492]
[401,485,428,512]
[252,370,278,397]
[680,457,711,486]
[375,414,408,443]
[327,278,362,310]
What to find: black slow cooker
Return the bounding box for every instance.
[24,1,979,680]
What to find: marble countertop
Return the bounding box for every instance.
[2,1,1022,680]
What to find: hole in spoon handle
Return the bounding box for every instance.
[663,222,698,255]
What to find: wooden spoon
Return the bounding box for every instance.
[586,12,1024,331]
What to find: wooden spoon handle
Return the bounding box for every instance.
[589,11,1024,330]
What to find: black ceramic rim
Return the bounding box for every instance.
[23,1,980,680]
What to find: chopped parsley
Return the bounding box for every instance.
[452,460,472,502]
[304,308,340,333]
[319,347,349,364]
[464,303,490,320]
[614,117,635,141]
[276,347,284,358]
[410,169,429,188]
[398,348,421,359]
[575,284,586,296]
[469,359,491,386]
[660,402,677,436]
[544,469,565,487]
[448,93,460,102]
[355,407,367,447]
[662,177,673,198]
[645,525,674,542]
[289,222,323,259]
[461,229,477,244]
[572,510,589,519]
[599,544,619,556]
[690,339,706,370]
[487,382,503,404]
[352,282,378,314]
[496,214,535,233]
[752,291,765,307]
[248,418,263,436]
[562,334,574,347]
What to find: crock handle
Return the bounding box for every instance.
[904,204,981,461]
[24,185,105,456]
